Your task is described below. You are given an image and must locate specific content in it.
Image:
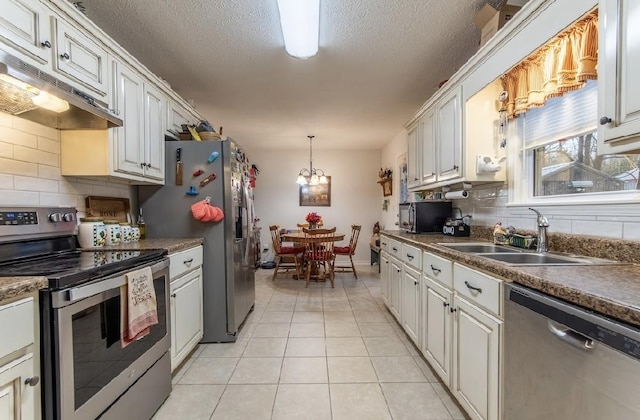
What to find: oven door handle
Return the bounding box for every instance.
[67,259,169,303]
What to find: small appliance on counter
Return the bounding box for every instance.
[442,208,471,237]
[398,201,452,233]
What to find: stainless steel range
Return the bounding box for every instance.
[0,207,171,420]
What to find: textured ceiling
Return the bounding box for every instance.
[78,0,500,151]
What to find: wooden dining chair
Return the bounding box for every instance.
[302,227,336,288]
[333,225,361,279]
[269,225,305,280]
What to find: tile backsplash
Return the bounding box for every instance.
[457,184,640,241]
[0,112,132,216]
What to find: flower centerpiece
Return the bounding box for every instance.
[305,212,322,229]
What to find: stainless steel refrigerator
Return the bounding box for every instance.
[139,139,257,342]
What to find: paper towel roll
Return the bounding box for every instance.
[444,190,468,200]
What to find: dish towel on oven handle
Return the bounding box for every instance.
[120,266,158,348]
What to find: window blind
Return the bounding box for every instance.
[523,80,597,149]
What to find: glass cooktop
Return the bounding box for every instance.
[0,249,166,289]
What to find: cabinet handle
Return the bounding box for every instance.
[392,247,398,252]
[396,269,401,273]
[183,258,194,264]
[465,281,482,293]
[381,242,387,246]
[407,254,414,260]
[450,307,457,313]
[414,280,419,285]
[442,165,459,174]
[25,376,40,386]
[146,163,152,168]
[430,264,441,274]
[60,52,70,60]
[140,162,146,168]
[443,302,450,308]
[171,293,177,298]
[599,116,612,125]
[41,40,51,48]
[425,172,435,176]
[414,177,419,181]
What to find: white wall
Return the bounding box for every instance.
[380,129,408,230]
[0,112,132,215]
[252,148,381,264]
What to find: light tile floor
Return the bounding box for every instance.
[153,265,468,420]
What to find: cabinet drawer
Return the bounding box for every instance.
[379,235,391,253]
[453,263,502,316]
[388,239,402,259]
[0,297,34,357]
[402,243,422,270]
[423,252,453,288]
[169,245,203,280]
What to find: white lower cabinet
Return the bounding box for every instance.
[421,276,452,387]
[401,264,420,344]
[0,295,40,420]
[380,252,390,306]
[452,295,502,420]
[389,257,402,322]
[169,245,204,371]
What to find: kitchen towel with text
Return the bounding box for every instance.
[120,266,158,348]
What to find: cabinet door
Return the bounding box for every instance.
[113,61,145,176]
[453,295,501,420]
[389,257,402,322]
[380,252,390,306]
[401,264,420,344]
[167,100,195,139]
[421,277,452,387]
[0,353,36,420]
[170,267,203,371]
[437,86,462,182]
[54,18,108,96]
[598,0,640,151]
[420,110,437,185]
[143,83,166,181]
[0,0,51,63]
[407,126,420,189]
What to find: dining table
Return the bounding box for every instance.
[281,231,345,281]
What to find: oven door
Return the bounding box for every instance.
[44,258,170,420]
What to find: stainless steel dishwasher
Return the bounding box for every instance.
[504,283,640,420]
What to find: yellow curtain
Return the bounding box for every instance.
[502,9,598,119]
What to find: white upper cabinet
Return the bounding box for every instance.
[420,109,437,185]
[0,0,51,63]
[143,82,166,180]
[436,86,462,183]
[53,17,108,96]
[407,125,420,189]
[113,61,145,176]
[598,0,640,153]
[167,100,199,139]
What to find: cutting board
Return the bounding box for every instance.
[86,196,131,222]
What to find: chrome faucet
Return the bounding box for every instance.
[529,208,549,253]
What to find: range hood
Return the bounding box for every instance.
[0,51,122,129]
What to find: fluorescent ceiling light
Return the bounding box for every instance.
[276,0,320,59]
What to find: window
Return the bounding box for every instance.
[515,80,640,201]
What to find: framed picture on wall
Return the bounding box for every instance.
[299,176,331,206]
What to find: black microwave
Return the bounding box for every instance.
[399,201,452,233]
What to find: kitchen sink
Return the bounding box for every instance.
[437,242,625,266]
[437,243,522,253]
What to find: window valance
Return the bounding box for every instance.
[501,9,598,119]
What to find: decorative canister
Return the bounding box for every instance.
[131,225,141,242]
[78,217,106,248]
[119,223,132,243]
[103,220,122,246]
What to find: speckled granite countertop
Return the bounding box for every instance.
[85,238,204,254]
[0,276,48,302]
[0,238,204,302]
[381,230,640,328]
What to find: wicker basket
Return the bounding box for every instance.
[198,131,221,140]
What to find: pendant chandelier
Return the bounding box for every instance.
[296,135,328,185]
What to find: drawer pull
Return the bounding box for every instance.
[407,254,414,260]
[60,52,70,60]
[392,247,398,252]
[430,265,441,274]
[25,376,39,387]
[465,281,482,293]
[183,258,194,264]
[382,242,387,246]
[450,307,457,313]
[41,40,51,48]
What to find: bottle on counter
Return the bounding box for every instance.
[137,208,146,240]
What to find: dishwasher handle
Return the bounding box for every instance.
[547,320,595,351]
